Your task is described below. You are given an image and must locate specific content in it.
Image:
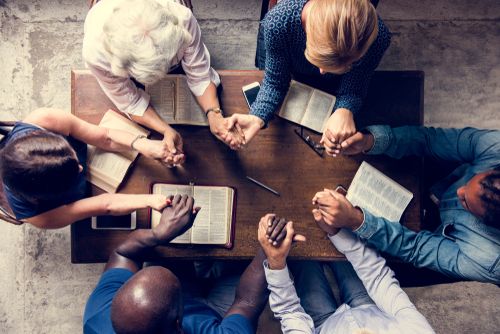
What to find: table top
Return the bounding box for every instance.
[71,69,424,263]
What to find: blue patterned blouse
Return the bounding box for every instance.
[250,0,392,124]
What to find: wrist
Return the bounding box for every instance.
[349,207,365,231]
[249,115,265,129]
[267,258,286,270]
[363,133,375,153]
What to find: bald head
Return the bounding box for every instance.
[111,266,182,334]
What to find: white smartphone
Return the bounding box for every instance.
[91,212,137,230]
[242,82,261,109]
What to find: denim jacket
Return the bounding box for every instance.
[354,125,500,284]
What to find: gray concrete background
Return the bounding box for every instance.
[0,0,499,333]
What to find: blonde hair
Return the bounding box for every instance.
[103,0,191,85]
[305,0,378,74]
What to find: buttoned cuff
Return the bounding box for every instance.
[363,125,392,155]
[263,260,293,285]
[188,68,221,97]
[124,90,150,117]
[353,208,379,239]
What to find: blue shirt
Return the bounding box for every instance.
[2,122,88,219]
[250,0,391,124]
[356,125,500,284]
[83,268,254,334]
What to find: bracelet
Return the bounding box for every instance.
[130,134,146,150]
[205,107,223,117]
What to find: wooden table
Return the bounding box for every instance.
[71,69,424,263]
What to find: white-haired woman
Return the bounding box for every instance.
[83,0,244,163]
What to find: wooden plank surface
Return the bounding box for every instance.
[71,69,424,263]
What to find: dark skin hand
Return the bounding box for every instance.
[105,194,200,273]
[265,215,306,246]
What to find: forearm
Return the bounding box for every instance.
[131,105,172,134]
[226,249,269,322]
[265,263,314,333]
[195,82,220,112]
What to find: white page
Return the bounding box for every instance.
[147,78,176,124]
[279,81,312,124]
[301,90,336,133]
[87,145,131,192]
[346,162,413,222]
[191,187,229,244]
[151,184,193,243]
[177,76,208,125]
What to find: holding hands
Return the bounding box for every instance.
[228,114,265,147]
[133,127,185,167]
[257,214,306,270]
[312,188,364,234]
[153,194,200,243]
[208,113,247,150]
[321,108,356,157]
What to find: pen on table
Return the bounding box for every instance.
[246,176,280,197]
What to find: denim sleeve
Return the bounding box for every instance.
[365,125,500,169]
[355,209,500,282]
[249,20,292,125]
[333,17,391,115]
[264,261,315,334]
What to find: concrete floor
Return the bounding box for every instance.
[0,0,499,333]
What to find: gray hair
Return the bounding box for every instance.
[103,0,192,85]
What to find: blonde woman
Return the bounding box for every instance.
[83,0,244,157]
[232,0,391,155]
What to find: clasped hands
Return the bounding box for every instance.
[258,189,364,269]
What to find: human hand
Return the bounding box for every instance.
[153,194,200,243]
[340,132,374,155]
[265,215,307,246]
[321,108,356,157]
[228,114,264,146]
[208,113,246,150]
[312,189,364,233]
[162,127,185,166]
[257,214,306,270]
[148,194,173,212]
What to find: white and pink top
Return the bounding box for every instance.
[82,0,220,116]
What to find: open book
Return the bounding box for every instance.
[278,80,336,133]
[146,75,208,126]
[151,183,236,248]
[346,162,413,222]
[86,110,149,193]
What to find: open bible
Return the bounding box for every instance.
[278,80,336,133]
[86,110,149,193]
[146,75,208,126]
[346,162,414,222]
[151,183,236,248]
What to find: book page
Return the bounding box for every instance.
[86,145,133,193]
[147,77,176,124]
[151,184,193,243]
[190,186,229,245]
[346,162,413,222]
[176,76,208,126]
[278,81,312,124]
[301,90,336,133]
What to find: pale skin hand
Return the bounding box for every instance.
[228,114,265,147]
[321,108,356,157]
[257,214,306,270]
[207,112,246,150]
[312,189,364,233]
[340,131,375,155]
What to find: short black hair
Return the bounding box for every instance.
[480,165,500,228]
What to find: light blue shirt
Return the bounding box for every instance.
[264,230,434,334]
[356,125,500,283]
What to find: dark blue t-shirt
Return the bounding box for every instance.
[2,122,88,219]
[83,268,254,334]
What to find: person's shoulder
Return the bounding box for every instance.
[374,16,392,50]
[263,0,303,36]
